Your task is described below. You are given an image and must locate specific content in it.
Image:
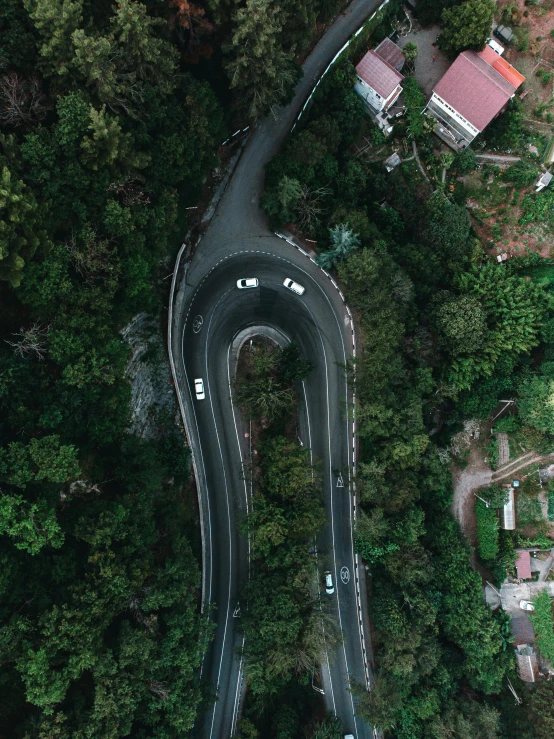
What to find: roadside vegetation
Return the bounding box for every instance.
[260,2,554,735]
[233,341,335,738]
[0,0,349,737]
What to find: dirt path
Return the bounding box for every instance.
[493,452,554,482]
[475,153,521,163]
[452,444,492,546]
[412,140,430,182]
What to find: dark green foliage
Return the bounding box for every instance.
[241,435,327,694]
[452,147,477,174]
[262,58,366,232]
[530,590,554,664]
[402,76,434,138]
[503,160,538,187]
[438,0,496,55]
[235,341,313,421]
[475,499,499,561]
[0,1,225,735]
[482,99,526,151]
[415,0,462,26]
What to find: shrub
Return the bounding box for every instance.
[530,590,554,664]
[475,499,499,561]
[502,160,538,187]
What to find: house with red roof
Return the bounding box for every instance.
[355,38,405,114]
[425,43,525,150]
[515,550,532,580]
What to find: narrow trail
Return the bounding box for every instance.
[492,452,554,482]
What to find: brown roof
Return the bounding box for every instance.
[374,38,405,72]
[356,50,403,99]
[516,550,532,580]
[433,50,518,131]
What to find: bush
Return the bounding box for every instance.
[453,147,477,174]
[502,160,538,187]
[476,499,500,561]
[530,590,554,664]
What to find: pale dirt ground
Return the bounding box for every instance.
[452,444,493,550]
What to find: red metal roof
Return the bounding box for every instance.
[374,38,405,72]
[433,50,518,131]
[516,550,532,580]
[356,50,403,99]
[478,46,526,89]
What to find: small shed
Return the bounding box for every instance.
[516,550,532,580]
[383,152,402,172]
[500,487,515,530]
[536,171,552,193]
[515,645,538,682]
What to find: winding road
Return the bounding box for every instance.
[168,1,383,736]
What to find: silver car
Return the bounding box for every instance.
[519,600,535,611]
[325,571,334,595]
[283,277,305,295]
[237,278,259,289]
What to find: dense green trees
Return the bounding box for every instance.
[518,365,554,435]
[530,590,554,664]
[235,341,312,421]
[224,0,299,119]
[0,1,228,735]
[475,499,500,561]
[236,340,330,733]
[438,0,496,55]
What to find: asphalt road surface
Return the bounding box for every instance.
[178,250,371,738]
[169,1,384,736]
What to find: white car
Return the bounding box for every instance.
[237,278,259,289]
[344,735,355,739]
[519,600,535,611]
[194,378,205,400]
[283,277,305,295]
[325,571,334,595]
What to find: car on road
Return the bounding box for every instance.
[344,735,355,739]
[325,571,334,595]
[283,277,305,295]
[194,378,205,400]
[237,278,259,289]
[520,600,535,611]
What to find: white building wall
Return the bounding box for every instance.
[428,92,480,141]
[355,78,402,112]
[355,78,386,110]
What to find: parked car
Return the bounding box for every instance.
[494,24,514,44]
[325,571,334,595]
[283,277,305,295]
[236,278,259,289]
[519,600,535,611]
[194,378,205,400]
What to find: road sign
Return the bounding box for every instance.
[336,473,344,488]
[233,604,241,618]
[341,566,350,584]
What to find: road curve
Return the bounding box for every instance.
[168,1,383,735]
[176,249,371,738]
